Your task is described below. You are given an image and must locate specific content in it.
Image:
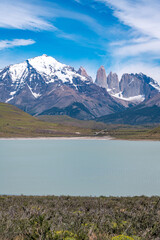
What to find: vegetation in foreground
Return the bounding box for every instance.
[0,195,160,240]
[37,115,107,130]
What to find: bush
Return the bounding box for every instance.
[112,235,134,240]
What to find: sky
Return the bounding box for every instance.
[1,0,160,82]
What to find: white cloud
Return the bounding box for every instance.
[0,0,55,31]
[97,0,160,58]
[0,39,35,50]
[0,0,107,45]
[103,0,160,39]
[112,39,160,57]
[52,7,106,37]
[0,0,106,36]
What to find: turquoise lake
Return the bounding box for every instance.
[0,139,160,196]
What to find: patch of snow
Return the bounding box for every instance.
[111,92,145,103]
[107,88,112,92]
[128,78,134,85]
[10,91,16,96]
[27,85,41,98]
[9,62,28,83]
[5,97,14,103]
[28,55,66,76]
[5,91,17,102]
[1,71,7,79]
[149,81,160,92]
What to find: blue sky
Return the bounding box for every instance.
[1,0,160,82]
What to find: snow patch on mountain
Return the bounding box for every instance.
[6,97,14,103]
[5,91,17,103]
[27,85,41,98]
[10,91,16,96]
[110,91,145,103]
[28,54,66,75]
[9,62,28,83]
[149,81,160,92]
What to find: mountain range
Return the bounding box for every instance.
[0,54,160,124]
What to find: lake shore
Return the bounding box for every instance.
[0,136,160,141]
[0,136,113,140]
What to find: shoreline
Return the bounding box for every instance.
[0,136,114,140]
[0,136,160,141]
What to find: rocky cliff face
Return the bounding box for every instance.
[120,74,141,98]
[118,73,159,102]
[95,66,107,89]
[107,72,119,94]
[95,66,160,104]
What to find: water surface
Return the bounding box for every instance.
[0,139,160,196]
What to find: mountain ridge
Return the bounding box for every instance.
[0,54,160,122]
[0,54,125,119]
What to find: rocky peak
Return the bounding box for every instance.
[95,66,107,89]
[119,74,141,98]
[119,73,159,101]
[77,66,92,82]
[107,72,119,94]
[78,66,88,77]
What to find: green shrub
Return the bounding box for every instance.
[112,235,134,240]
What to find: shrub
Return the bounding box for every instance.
[112,235,134,240]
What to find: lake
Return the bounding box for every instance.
[0,139,160,196]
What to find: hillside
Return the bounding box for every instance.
[37,114,160,140]
[1,102,160,140]
[96,105,160,125]
[37,115,108,130]
[0,103,96,137]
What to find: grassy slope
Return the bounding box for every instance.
[106,124,160,140]
[1,102,160,139]
[37,115,108,130]
[37,115,159,140]
[96,106,160,125]
[0,103,95,137]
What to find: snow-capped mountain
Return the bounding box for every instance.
[0,55,125,119]
[0,54,160,120]
[0,54,92,103]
